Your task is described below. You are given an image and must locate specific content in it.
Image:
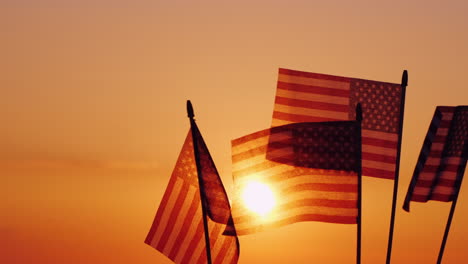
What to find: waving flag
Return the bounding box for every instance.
[403,106,468,211]
[231,120,361,235]
[272,68,403,179]
[145,125,239,264]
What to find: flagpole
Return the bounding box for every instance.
[385,70,408,264]
[356,103,363,264]
[436,142,468,264]
[187,100,213,264]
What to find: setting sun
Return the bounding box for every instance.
[241,181,276,216]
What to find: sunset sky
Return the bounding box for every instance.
[3,0,468,263]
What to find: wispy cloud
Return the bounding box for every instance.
[0,158,159,170]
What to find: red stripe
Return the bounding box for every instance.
[235,199,357,224]
[362,136,398,149]
[168,191,201,259]
[362,167,394,179]
[438,119,453,128]
[434,135,448,143]
[421,165,440,173]
[414,179,434,188]
[196,247,207,264]
[157,180,191,250]
[266,140,294,150]
[284,198,357,208]
[410,194,429,202]
[273,111,344,123]
[233,159,361,180]
[279,68,351,82]
[232,161,279,179]
[437,106,456,113]
[428,150,443,157]
[284,183,357,193]
[207,223,223,263]
[277,214,357,225]
[144,173,178,245]
[430,193,453,202]
[362,152,397,164]
[441,164,462,172]
[275,96,349,112]
[181,219,204,264]
[277,81,350,97]
[231,129,269,146]
[232,144,268,164]
[213,234,233,264]
[268,167,359,180]
[417,178,456,188]
[237,214,356,235]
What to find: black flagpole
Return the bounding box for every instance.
[187,100,213,264]
[356,103,363,264]
[386,70,408,264]
[437,140,468,264]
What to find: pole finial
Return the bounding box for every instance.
[187,100,194,118]
[356,103,363,122]
[401,70,408,87]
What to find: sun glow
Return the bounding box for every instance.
[241,181,276,216]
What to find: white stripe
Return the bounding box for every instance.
[234,205,357,227]
[162,185,197,254]
[275,188,358,204]
[232,147,291,171]
[274,104,349,120]
[441,112,454,120]
[210,221,227,262]
[418,172,437,181]
[190,227,206,264]
[278,73,351,90]
[151,177,183,248]
[223,239,237,264]
[269,130,293,142]
[232,135,269,155]
[265,147,294,160]
[276,88,350,105]
[437,128,449,136]
[432,186,454,195]
[438,171,458,181]
[443,157,464,165]
[362,145,396,157]
[272,119,293,126]
[362,129,398,141]
[234,164,359,185]
[174,206,203,263]
[425,157,442,166]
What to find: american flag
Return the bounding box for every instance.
[145,125,239,264]
[272,68,403,179]
[231,121,360,235]
[403,106,468,211]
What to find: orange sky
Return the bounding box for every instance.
[2,0,468,263]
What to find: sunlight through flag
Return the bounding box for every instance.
[145,113,239,264]
[231,120,361,236]
[241,180,276,217]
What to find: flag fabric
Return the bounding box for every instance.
[231,121,361,235]
[403,106,468,211]
[272,68,403,179]
[145,125,239,264]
